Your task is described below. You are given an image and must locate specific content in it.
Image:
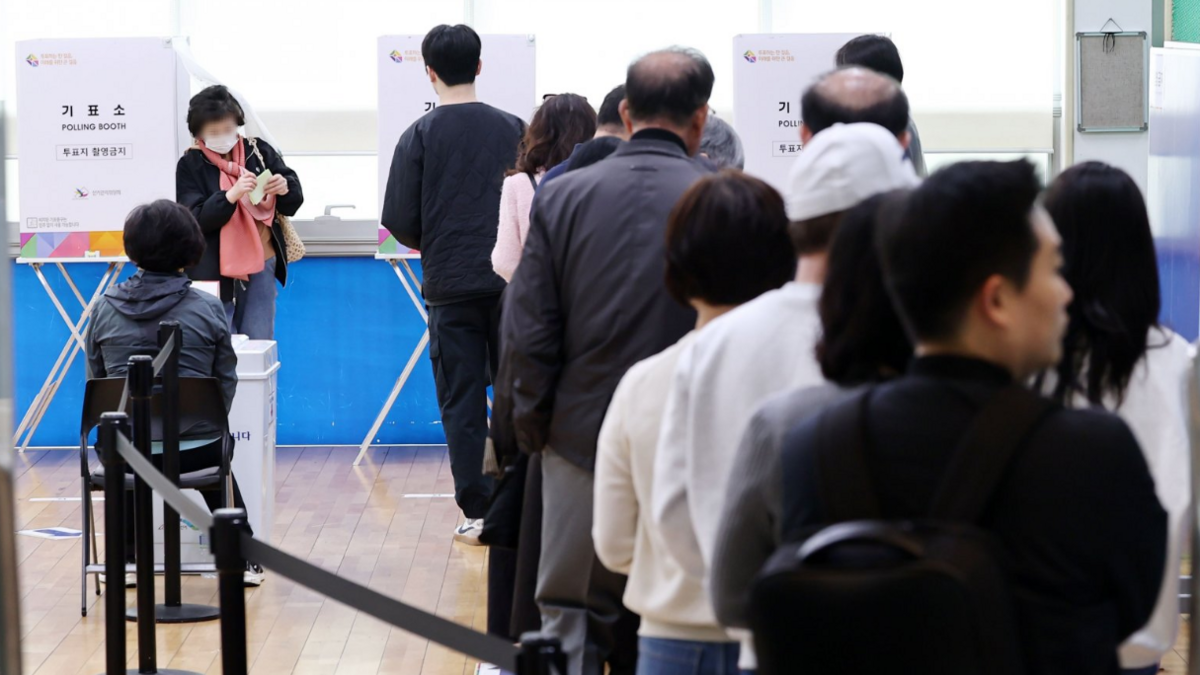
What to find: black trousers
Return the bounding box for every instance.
[427,294,500,519]
[122,440,251,562]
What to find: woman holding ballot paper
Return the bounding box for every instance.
[176,85,304,339]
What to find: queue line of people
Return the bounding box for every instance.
[378,24,1185,675]
[82,21,1188,675]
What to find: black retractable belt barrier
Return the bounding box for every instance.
[516,632,569,675]
[152,322,219,624]
[122,355,201,675]
[96,413,128,675]
[109,375,567,674]
[211,509,249,675]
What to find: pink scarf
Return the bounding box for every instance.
[198,137,276,281]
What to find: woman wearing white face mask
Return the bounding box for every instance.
[176,85,304,339]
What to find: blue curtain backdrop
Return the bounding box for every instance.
[11,257,444,447]
[11,250,1197,447]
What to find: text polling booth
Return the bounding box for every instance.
[732,33,864,192]
[360,34,536,463]
[13,38,189,451]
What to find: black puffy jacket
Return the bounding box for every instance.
[175,138,304,302]
[381,102,525,305]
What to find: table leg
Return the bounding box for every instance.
[354,330,430,466]
[13,262,122,450]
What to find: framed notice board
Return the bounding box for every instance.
[1076,31,1149,132]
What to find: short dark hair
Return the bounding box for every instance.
[665,170,795,306]
[598,84,626,128]
[186,85,244,138]
[422,24,482,86]
[836,35,905,83]
[1043,161,1161,406]
[124,200,206,273]
[514,94,597,176]
[801,68,909,137]
[879,160,1041,342]
[817,192,913,383]
[626,47,714,126]
[564,136,622,173]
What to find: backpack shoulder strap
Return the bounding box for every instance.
[815,389,883,522]
[929,384,1056,521]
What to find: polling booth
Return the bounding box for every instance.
[14,37,281,564]
[13,37,188,452]
[356,34,537,464]
[732,33,864,192]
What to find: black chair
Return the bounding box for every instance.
[79,376,233,616]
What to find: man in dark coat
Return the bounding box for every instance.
[381,24,525,542]
[498,47,716,675]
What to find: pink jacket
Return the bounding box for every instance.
[492,171,542,282]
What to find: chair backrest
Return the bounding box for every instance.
[80,376,229,443]
[150,377,229,440]
[80,378,127,444]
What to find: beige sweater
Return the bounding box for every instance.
[593,332,733,642]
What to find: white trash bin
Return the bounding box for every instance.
[228,337,279,545]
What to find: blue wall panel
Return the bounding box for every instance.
[11,257,444,447]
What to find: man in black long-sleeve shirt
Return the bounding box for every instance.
[381,24,524,542]
[779,160,1166,674]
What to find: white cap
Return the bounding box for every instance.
[785,123,920,222]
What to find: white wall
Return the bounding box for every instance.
[1072,0,1153,191]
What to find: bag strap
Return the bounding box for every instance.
[928,384,1056,521]
[248,137,267,171]
[815,389,883,522]
[527,172,538,191]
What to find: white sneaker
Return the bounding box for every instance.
[99,572,137,588]
[243,562,265,587]
[453,518,484,546]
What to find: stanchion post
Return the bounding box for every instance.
[98,413,129,675]
[211,509,248,675]
[516,633,567,675]
[126,356,157,670]
[158,322,182,608]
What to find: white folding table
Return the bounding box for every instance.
[13,256,128,451]
[355,254,428,465]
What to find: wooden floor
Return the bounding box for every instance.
[14,446,492,675]
[10,445,1196,674]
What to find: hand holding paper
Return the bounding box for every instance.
[248,169,272,205]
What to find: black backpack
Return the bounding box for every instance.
[748,385,1054,675]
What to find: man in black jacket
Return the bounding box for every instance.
[381,25,525,543]
[500,47,715,675]
[779,160,1167,674]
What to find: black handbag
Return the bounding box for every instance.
[480,452,528,549]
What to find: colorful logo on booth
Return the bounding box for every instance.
[389,50,403,64]
[743,50,757,64]
[25,54,38,67]
[73,187,89,200]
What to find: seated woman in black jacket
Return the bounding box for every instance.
[175,85,303,340]
[87,200,263,587]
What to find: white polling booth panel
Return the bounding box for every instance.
[15,38,188,259]
[1148,45,1200,342]
[376,34,537,256]
[732,33,864,192]
[153,337,279,564]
